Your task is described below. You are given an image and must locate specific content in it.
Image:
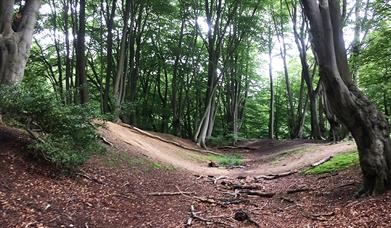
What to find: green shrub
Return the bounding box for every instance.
[207,133,246,147]
[0,85,104,168]
[207,154,243,166]
[304,151,359,175]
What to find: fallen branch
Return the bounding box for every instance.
[311,156,333,167]
[280,196,295,203]
[149,191,195,196]
[193,196,226,206]
[76,172,104,185]
[214,176,228,184]
[256,170,297,180]
[239,189,275,198]
[119,123,222,156]
[230,184,264,190]
[286,187,312,194]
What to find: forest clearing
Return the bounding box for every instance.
[1,0,391,227]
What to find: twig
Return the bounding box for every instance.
[256,170,297,180]
[75,172,104,185]
[148,191,195,196]
[231,184,264,190]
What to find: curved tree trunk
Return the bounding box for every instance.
[302,0,391,196]
[0,0,41,85]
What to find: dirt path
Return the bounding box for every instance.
[101,122,228,175]
[101,122,356,176]
[2,124,391,228]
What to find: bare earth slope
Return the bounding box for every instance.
[1,124,391,227]
[101,121,356,176]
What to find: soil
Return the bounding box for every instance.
[1,124,391,227]
[101,122,356,176]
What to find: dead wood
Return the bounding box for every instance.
[213,175,228,184]
[286,187,312,194]
[311,156,333,167]
[230,184,264,190]
[185,205,233,227]
[148,191,195,196]
[221,198,250,205]
[193,196,226,206]
[256,170,297,180]
[239,189,275,198]
[311,211,335,217]
[111,193,133,199]
[336,182,357,188]
[76,172,104,185]
[119,123,222,156]
[280,196,295,203]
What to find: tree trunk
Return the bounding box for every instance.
[267,24,275,139]
[302,0,391,196]
[75,0,88,104]
[0,0,41,85]
[102,0,118,113]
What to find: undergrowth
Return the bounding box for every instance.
[207,154,243,166]
[0,85,105,168]
[304,151,359,175]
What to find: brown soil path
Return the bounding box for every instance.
[102,122,356,176]
[2,125,391,227]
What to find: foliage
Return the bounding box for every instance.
[0,85,104,168]
[304,151,359,175]
[207,154,243,167]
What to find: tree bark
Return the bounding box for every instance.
[267,24,275,139]
[75,0,89,104]
[0,0,41,85]
[302,0,391,196]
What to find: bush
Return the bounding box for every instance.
[207,154,243,166]
[0,85,105,168]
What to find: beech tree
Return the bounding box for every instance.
[301,0,391,195]
[0,0,41,85]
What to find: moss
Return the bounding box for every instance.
[207,154,243,166]
[304,151,359,175]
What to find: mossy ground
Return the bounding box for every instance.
[304,151,359,175]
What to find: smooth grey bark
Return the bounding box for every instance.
[267,24,275,139]
[114,0,132,118]
[102,0,118,113]
[288,1,322,139]
[0,0,41,85]
[75,0,88,104]
[302,0,391,196]
[272,3,295,136]
[194,0,240,147]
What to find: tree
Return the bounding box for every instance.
[0,0,41,85]
[75,0,89,104]
[301,0,391,195]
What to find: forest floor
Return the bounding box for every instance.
[1,123,391,227]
